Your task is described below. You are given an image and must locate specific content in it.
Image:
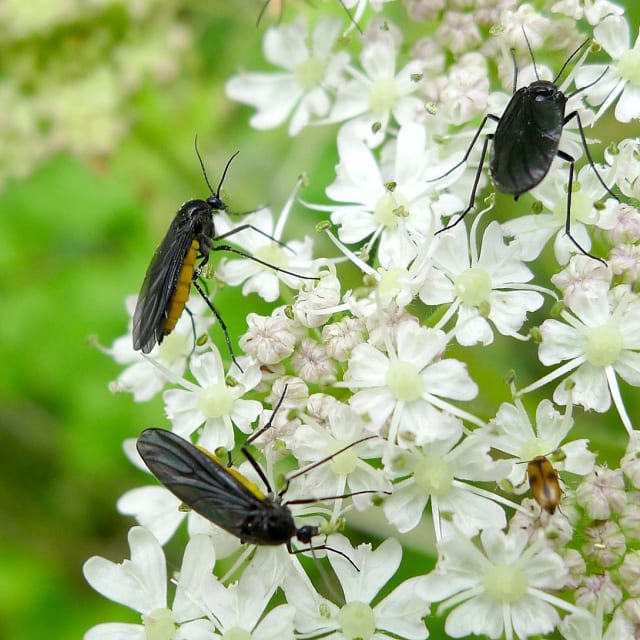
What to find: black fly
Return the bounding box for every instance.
[432,32,617,264]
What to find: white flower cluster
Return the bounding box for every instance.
[87,1,640,639]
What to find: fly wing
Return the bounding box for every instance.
[136,428,265,533]
[132,212,195,353]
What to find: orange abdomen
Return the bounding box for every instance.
[163,239,199,335]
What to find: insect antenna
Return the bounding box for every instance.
[521,28,540,81]
[193,135,240,198]
[554,38,590,85]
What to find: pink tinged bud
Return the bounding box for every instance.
[575,573,622,614]
[619,551,640,596]
[239,313,296,364]
[322,317,365,361]
[562,549,586,590]
[291,339,337,385]
[621,432,640,489]
[620,492,640,538]
[575,467,627,519]
[582,521,626,568]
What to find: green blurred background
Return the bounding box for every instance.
[0,2,637,639]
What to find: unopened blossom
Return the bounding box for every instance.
[575,15,640,123]
[575,573,622,614]
[162,349,262,450]
[342,320,478,445]
[240,310,297,364]
[576,467,627,519]
[225,16,349,135]
[290,338,338,385]
[322,316,366,360]
[83,528,216,640]
[419,221,544,346]
[284,536,430,640]
[293,264,342,328]
[619,551,640,597]
[421,528,573,640]
[583,520,626,567]
[621,431,640,488]
[551,254,612,308]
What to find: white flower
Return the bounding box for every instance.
[503,164,611,264]
[478,397,596,487]
[420,221,544,346]
[551,0,623,25]
[311,122,459,269]
[225,16,349,135]
[342,320,479,445]
[383,432,511,540]
[83,527,216,640]
[519,285,640,434]
[162,350,262,450]
[575,15,640,123]
[215,181,316,302]
[324,22,424,146]
[107,295,214,401]
[284,535,430,640]
[421,528,573,640]
[197,548,296,640]
[287,402,391,510]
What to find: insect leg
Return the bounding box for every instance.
[239,387,290,495]
[192,279,243,371]
[564,110,618,201]
[435,132,494,235]
[557,149,607,265]
[215,223,294,253]
[213,242,319,280]
[286,540,360,572]
[428,114,499,182]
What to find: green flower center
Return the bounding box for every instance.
[519,438,553,462]
[484,563,528,603]
[378,268,407,297]
[158,329,191,360]
[199,383,234,418]
[255,243,287,270]
[295,56,326,89]
[455,267,492,308]
[585,323,624,367]
[617,48,640,87]
[142,608,176,640]
[339,601,376,640]
[373,191,410,229]
[413,455,454,496]
[221,629,252,640]
[553,190,592,223]
[329,441,359,475]
[369,77,399,115]
[386,360,423,402]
